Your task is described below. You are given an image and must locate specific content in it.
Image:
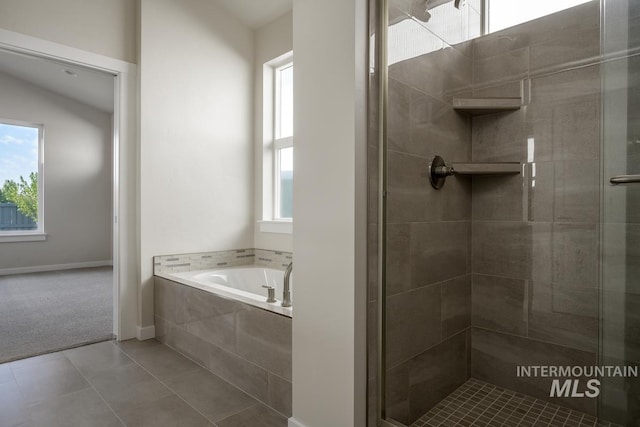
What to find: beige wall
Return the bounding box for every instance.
[0,0,137,63]
[0,72,113,270]
[139,0,255,327]
[254,11,293,252]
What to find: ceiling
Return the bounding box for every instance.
[214,0,292,29]
[0,49,115,113]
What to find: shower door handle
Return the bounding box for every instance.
[610,174,640,185]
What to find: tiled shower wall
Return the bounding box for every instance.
[382,1,604,424]
[469,1,600,415]
[384,35,473,424]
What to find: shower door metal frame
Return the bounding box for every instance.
[374,0,393,424]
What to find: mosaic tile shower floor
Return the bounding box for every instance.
[409,378,622,427]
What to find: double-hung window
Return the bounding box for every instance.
[274,62,293,220]
[259,53,293,234]
[0,119,45,241]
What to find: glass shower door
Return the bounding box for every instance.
[600,1,640,425]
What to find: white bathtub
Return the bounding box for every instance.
[159,265,292,317]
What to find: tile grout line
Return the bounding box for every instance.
[158,320,292,420]
[109,341,220,426]
[461,382,506,426]
[63,344,129,427]
[426,380,488,426]
[514,397,536,427]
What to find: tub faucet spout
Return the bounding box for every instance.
[282,262,292,307]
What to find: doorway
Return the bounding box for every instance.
[0,48,118,362]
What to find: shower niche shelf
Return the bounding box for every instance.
[453,97,521,115]
[428,155,521,189]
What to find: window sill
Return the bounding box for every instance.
[0,233,47,243]
[258,220,292,234]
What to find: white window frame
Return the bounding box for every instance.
[259,52,293,234]
[0,118,45,242]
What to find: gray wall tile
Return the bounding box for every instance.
[531,65,601,106]
[553,160,600,223]
[154,277,179,324]
[472,110,526,162]
[526,162,554,222]
[179,286,237,353]
[388,78,411,155]
[386,223,411,296]
[529,27,600,72]
[472,221,529,279]
[441,275,471,338]
[472,274,527,336]
[268,373,292,417]
[410,221,470,288]
[408,332,468,422]
[386,284,442,368]
[528,281,598,352]
[387,150,441,223]
[472,174,525,221]
[525,105,554,163]
[602,292,640,364]
[164,323,210,369]
[473,47,529,87]
[602,223,640,294]
[208,343,269,402]
[551,223,598,289]
[411,90,470,161]
[235,306,292,381]
[389,46,472,98]
[385,360,410,425]
[550,96,600,161]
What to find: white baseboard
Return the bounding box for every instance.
[137,325,156,340]
[0,260,113,276]
[288,418,306,427]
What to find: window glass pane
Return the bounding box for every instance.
[279,65,293,138]
[488,0,591,33]
[0,123,39,231]
[278,146,293,219]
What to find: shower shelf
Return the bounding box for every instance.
[453,97,522,115]
[428,155,521,189]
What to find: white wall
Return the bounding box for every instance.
[0,72,113,271]
[0,0,137,63]
[291,0,368,425]
[139,0,255,327]
[254,11,293,252]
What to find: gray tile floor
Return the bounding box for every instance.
[0,339,288,427]
[410,379,622,427]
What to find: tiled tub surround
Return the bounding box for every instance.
[154,248,293,275]
[153,249,293,418]
[381,1,621,425]
[154,276,292,418]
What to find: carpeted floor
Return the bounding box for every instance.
[0,267,113,363]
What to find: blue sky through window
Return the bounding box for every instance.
[0,123,39,185]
